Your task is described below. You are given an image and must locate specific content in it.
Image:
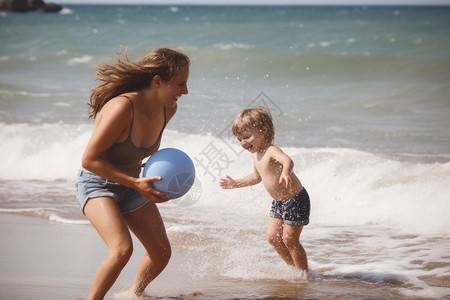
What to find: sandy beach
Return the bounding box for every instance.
[2,212,445,300]
[0,213,102,300]
[0,213,206,300]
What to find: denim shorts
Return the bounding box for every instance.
[269,188,310,226]
[75,169,149,215]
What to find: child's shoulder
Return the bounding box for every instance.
[266,144,283,153]
[263,144,284,158]
[266,144,293,160]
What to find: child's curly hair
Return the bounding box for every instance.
[232,107,275,143]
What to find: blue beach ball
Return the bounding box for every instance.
[143,148,195,199]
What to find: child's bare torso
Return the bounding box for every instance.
[253,147,303,201]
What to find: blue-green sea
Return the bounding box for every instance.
[1,5,449,300]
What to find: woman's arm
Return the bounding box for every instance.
[81,97,168,201]
[82,97,132,183]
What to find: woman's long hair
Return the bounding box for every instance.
[87,47,190,118]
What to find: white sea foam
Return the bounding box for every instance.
[52,102,72,107]
[213,43,253,50]
[48,213,89,225]
[55,50,68,56]
[59,8,73,15]
[17,91,52,97]
[0,122,91,181]
[67,55,93,66]
[1,123,449,237]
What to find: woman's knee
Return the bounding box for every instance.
[148,242,171,269]
[109,239,133,265]
[159,242,172,265]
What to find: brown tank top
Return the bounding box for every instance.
[102,97,166,177]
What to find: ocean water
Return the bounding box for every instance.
[1,4,450,299]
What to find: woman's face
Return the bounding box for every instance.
[160,66,189,107]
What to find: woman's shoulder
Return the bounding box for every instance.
[103,95,133,113]
[97,95,133,124]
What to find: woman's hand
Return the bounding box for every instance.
[134,176,170,203]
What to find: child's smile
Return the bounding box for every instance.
[238,129,267,153]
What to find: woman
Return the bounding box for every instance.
[75,47,190,299]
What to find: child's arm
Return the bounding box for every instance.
[269,146,295,189]
[219,167,261,189]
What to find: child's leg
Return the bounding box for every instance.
[266,217,294,266]
[282,224,308,271]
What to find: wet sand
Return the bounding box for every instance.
[0,213,442,300]
[0,213,196,300]
[0,213,235,300]
[0,213,102,300]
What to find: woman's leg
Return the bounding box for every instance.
[266,217,294,266]
[124,202,171,297]
[84,197,133,300]
[282,224,308,271]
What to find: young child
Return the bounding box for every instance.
[219,107,310,272]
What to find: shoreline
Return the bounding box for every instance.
[0,213,256,300]
[1,213,448,300]
[0,213,279,300]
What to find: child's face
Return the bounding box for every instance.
[236,127,268,153]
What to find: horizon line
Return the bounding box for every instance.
[57,2,450,6]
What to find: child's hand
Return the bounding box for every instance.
[219,175,238,189]
[279,172,292,189]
